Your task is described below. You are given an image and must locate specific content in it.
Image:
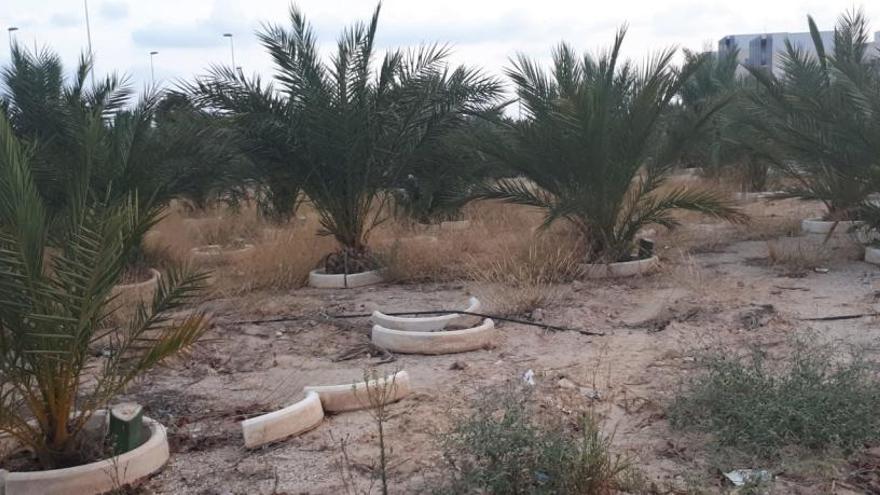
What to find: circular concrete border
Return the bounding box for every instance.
[1,412,169,495]
[865,246,880,265]
[801,218,863,235]
[241,391,325,449]
[372,319,496,355]
[114,269,161,294]
[308,269,384,289]
[734,191,782,201]
[303,371,412,413]
[581,256,659,279]
[371,297,481,332]
[440,220,471,231]
[190,244,255,261]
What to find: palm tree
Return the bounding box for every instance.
[470,29,746,263]
[393,115,504,225]
[152,92,251,211]
[0,112,209,469]
[674,48,743,172]
[0,44,224,222]
[189,4,502,272]
[743,10,880,220]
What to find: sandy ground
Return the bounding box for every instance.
[120,198,880,494]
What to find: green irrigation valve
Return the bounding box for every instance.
[109,403,144,455]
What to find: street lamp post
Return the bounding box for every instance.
[150,51,158,84]
[83,0,95,87]
[7,27,18,52]
[222,33,236,71]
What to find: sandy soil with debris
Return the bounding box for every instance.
[122,198,880,494]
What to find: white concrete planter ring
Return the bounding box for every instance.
[581,256,659,279]
[440,220,471,231]
[241,391,324,449]
[113,269,161,295]
[801,218,863,235]
[303,370,412,413]
[865,246,880,265]
[372,319,496,355]
[308,269,384,289]
[190,244,254,261]
[371,297,481,332]
[0,412,169,495]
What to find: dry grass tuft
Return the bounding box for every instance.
[766,237,832,273]
[212,229,334,295]
[377,202,547,283]
[467,235,581,316]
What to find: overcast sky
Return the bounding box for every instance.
[3,0,880,92]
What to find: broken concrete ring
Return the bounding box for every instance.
[1,412,169,495]
[241,391,324,449]
[372,319,496,355]
[303,370,412,413]
[308,269,384,289]
[371,297,481,332]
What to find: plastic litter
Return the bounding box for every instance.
[724,469,772,487]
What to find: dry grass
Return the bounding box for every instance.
[377,202,547,283]
[145,203,332,296]
[763,234,861,276]
[766,238,830,271]
[467,235,581,316]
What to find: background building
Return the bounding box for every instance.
[718,31,880,76]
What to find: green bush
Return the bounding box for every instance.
[436,385,631,494]
[669,340,880,461]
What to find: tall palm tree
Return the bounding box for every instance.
[0,111,209,469]
[471,29,745,263]
[189,4,502,272]
[743,10,880,220]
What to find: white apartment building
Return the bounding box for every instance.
[718,31,880,77]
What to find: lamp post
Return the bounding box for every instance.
[7,27,18,53]
[149,51,158,84]
[222,33,236,70]
[83,0,95,87]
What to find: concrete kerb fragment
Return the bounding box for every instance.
[371,297,481,332]
[1,412,169,495]
[304,370,412,413]
[241,391,324,449]
[372,319,496,355]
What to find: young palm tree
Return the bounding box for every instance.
[674,48,743,172]
[0,112,210,469]
[189,5,502,272]
[1,44,219,220]
[393,116,504,225]
[471,29,746,263]
[743,10,880,221]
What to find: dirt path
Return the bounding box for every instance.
[127,222,880,494]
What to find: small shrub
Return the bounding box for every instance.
[669,340,880,461]
[436,385,631,494]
